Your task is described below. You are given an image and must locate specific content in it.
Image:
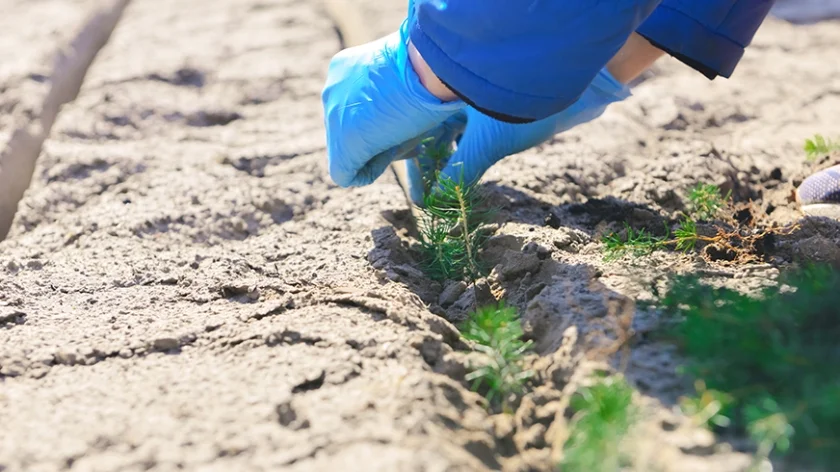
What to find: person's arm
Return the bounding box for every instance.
[418,0,778,197]
[409,32,663,103]
[407,41,457,102]
[408,0,663,123]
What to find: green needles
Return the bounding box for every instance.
[660,265,840,468]
[416,139,488,282]
[460,303,534,412]
[687,183,731,221]
[804,134,840,161]
[561,376,637,472]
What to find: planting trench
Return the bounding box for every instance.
[1,1,840,471]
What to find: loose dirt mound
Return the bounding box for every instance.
[1,1,839,471]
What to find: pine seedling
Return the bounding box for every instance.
[461,302,525,349]
[561,375,637,472]
[416,141,489,282]
[804,134,840,161]
[602,224,663,261]
[678,380,734,429]
[415,136,454,194]
[687,183,730,221]
[660,264,840,468]
[601,220,701,261]
[417,212,467,281]
[674,217,699,252]
[460,303,534,411]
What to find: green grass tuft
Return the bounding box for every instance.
[659,264,840,469]
[804,134,840,161]
[460,303,534,411]
[561,375,637,472]
[687,183,730,221]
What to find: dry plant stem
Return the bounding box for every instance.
[455,184,479,279]
[0,0,132,241]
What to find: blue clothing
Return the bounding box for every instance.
[409,0,776,123]
[637,0,776,79]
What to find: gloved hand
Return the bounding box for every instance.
[321,16,464,188]
[436,68,631,191]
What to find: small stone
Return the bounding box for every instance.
[0,308,25,326]
[370,257,388,270]
[118,348,133,359]
[499,250,541,279]
[276,397,310,430]
[220,284,252,298]
[392,264,426,279]
[552,227,590,252]
[629,208,657,224]
[0,358,26,377]
[152,337,180,352]
[473,279,497,307]
[26,260,43,270]
[525,283,546,301]
[523,242,552,259]
[34,352,54,366]
[29,367,49,379]
[291,369,326,393]
[452,288,476,313]
[793,236,840,264]
[54,351,78,366]
[544,212,562,229]
[439,281,467,307]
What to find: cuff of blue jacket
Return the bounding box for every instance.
[636,5,746,79]
[408,18,582,124]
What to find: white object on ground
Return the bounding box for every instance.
[772,0,840,23]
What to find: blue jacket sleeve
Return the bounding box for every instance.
[637,0,775,80]
[408,0,662,123]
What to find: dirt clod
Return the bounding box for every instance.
[0,308,25,326]
[439,280,468,307]
[151,338,180,352]
[499,250,542,280]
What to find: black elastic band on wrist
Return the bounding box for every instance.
[438,77,537,124]
[637,33,720,80]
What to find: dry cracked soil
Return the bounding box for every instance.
[1,1,840,471]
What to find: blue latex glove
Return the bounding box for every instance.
[405,68,631,205]
[321,16,464,188]
[408,69,631,204]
